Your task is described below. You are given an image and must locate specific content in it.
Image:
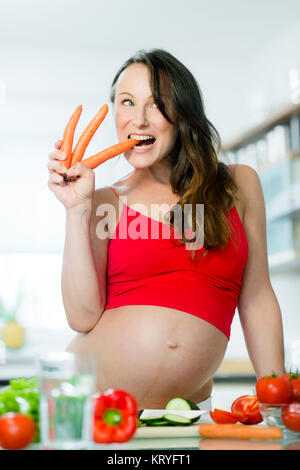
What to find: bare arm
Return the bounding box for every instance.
[48,141,109,333]
[61,199,105,333]
[235,165,286,378]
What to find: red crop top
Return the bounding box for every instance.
[104,169,248,340]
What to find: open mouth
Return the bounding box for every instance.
[128,134,156,147]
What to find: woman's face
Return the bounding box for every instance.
[113,63,179,169]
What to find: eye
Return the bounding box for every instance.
[122,99,133,106]
[120,99,158,109]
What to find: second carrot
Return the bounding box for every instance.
[71,103,109,166]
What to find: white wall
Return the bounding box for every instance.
[245,21,300,123]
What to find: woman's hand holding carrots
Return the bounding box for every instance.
[47,140,95,210]
[48,103,139,208]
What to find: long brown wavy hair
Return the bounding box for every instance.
[110,49,239,262]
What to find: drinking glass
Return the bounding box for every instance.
[36,351,98,450]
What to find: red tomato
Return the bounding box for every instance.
[281,372,294,381]
[256,374,292,404]
[231,395,263,425]
[209,409,238,424]
[281,403,300,432]
[0,413,35,450]
[280,373,300,401]
[290,379,300,401]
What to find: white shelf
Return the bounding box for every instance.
[0,328,75,382]
[0,364,36,381]
[269,250,300,274]
[266,182,300,222]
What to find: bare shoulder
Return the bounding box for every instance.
[229,163,260,188]
[236,164,264,212]
[231,163,261,184]
[93,171,134,216]
[229,164,263,222]
[230,164,270,284]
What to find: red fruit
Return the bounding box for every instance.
[231,395,263,425]
[256,374,292,405]
[0,413,35,450]
[282,402,300,432]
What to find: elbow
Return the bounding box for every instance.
[66,307,104,333]
[68,322,94,334]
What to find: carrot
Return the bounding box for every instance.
[81,137,140,169]
[60,104,82,168]
[199,438,283,451]
[198,423,282,440]
[71,103,109,166]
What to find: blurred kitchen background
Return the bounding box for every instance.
[0,0,300,398]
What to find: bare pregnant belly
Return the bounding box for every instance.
[66,305,228,409]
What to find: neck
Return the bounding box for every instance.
[131,160,173,186]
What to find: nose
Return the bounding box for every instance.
[131,105,149,128]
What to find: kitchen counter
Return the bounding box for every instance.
[22,428,299,451]
[17,412,300,452]
[0,406,298,451]
[1,341,298,452]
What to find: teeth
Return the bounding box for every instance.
[130,134,155,140]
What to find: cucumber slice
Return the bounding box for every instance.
[146,420,170,426]
[139,409,202,425]
[185,399,200,410]
[139,416,166,424]
[165,397,200,411]
[163,413,192,426]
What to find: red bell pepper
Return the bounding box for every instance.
[93,389,138,443]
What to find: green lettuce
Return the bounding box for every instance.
[0,376,40,442]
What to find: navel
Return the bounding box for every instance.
[167,340,178,349]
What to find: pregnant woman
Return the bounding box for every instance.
[48,49,285,410]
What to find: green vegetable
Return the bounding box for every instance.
[163,414,192,425]
[139,409,202,426]
[139,415,167,424]
[147,420,170,426]
[0,377,40,442]
[164,398,201,423]
[165,397,200,411]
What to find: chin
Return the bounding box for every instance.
[126,154,158,167]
